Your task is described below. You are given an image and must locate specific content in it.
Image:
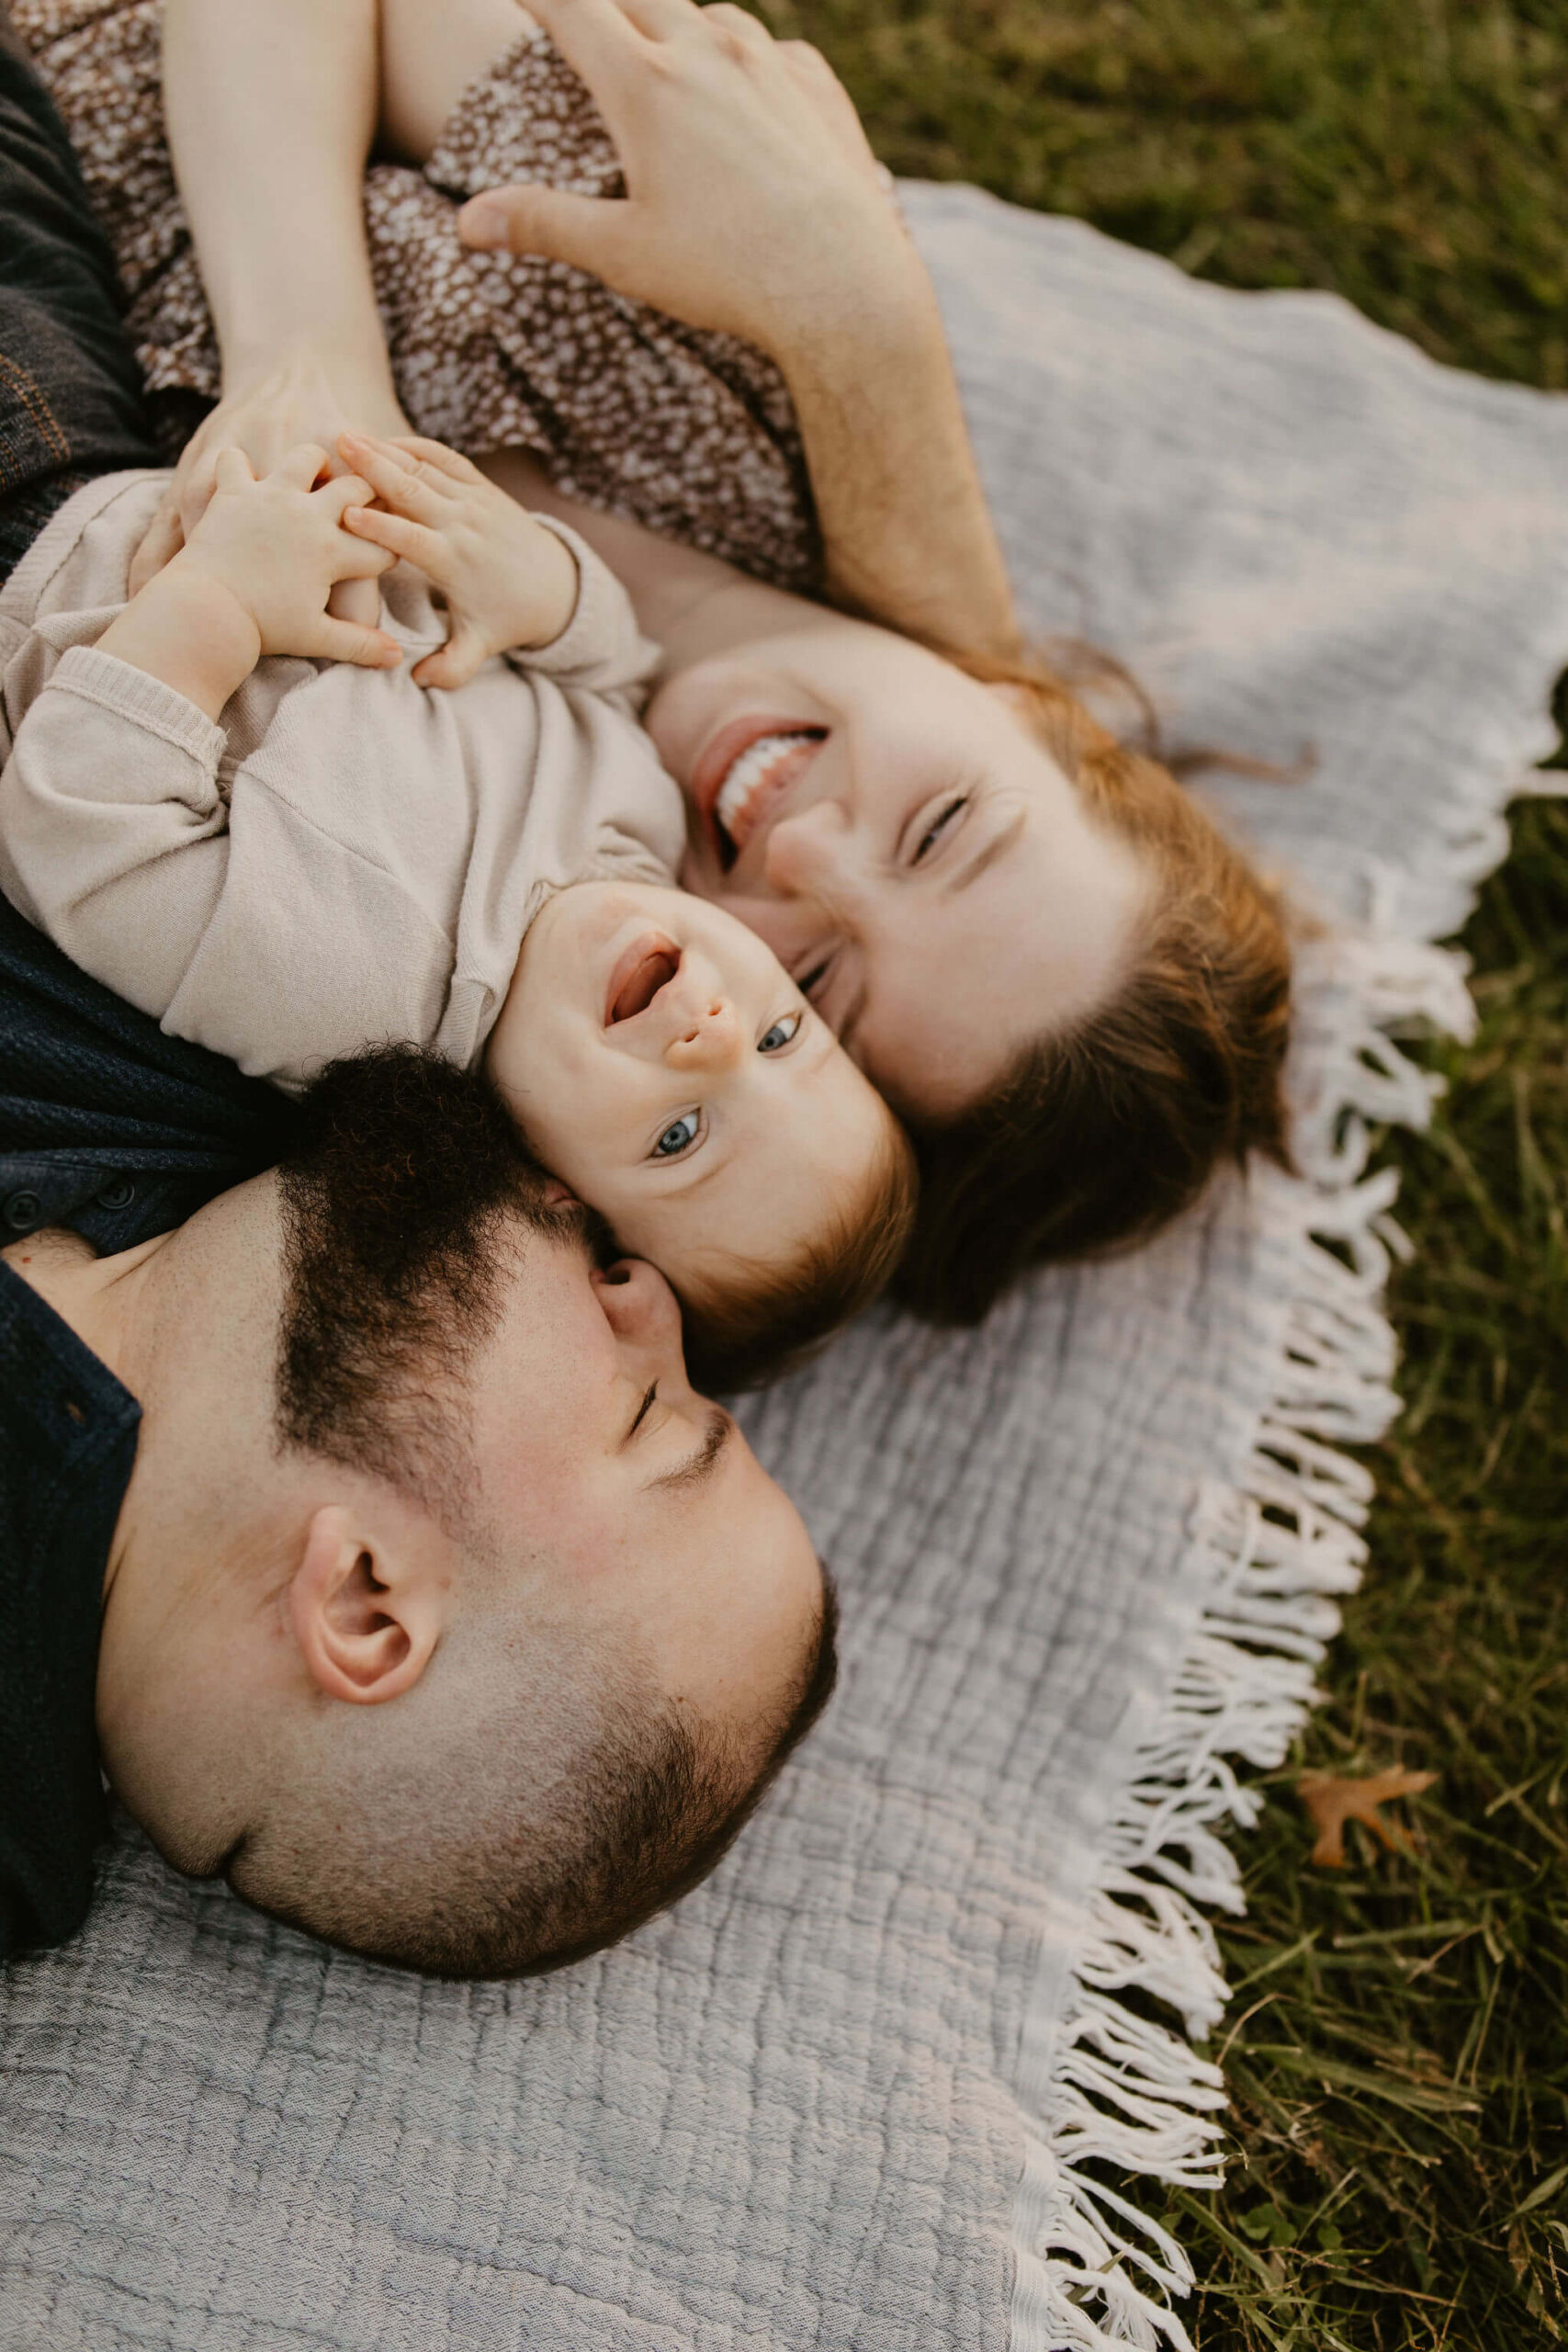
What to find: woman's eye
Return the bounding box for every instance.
[653,1112,701,1159]
[758,1012,803,1054]
[912,795,970,864]
[796,957,832,1001]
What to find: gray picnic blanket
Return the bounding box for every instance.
[3,186,1566,2352]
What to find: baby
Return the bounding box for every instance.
[0,436,914,1385]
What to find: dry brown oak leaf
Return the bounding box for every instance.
[1297,1767,1438,1869]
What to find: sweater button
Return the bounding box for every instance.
[96,1178,136,1212]
[4,1190,42,1231]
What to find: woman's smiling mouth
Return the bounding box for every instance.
[694,719,827,869]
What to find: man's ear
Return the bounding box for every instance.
[288,1503,451,1705]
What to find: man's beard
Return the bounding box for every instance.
[273,1046,602,1531]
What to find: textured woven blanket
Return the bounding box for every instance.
[4,182,1568,2352]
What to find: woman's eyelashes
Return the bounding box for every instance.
[907,793,971,865]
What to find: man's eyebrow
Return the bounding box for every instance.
[646,1407,734,1494]
[944,806,1027,896]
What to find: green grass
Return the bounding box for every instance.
[762,4,1568,2342]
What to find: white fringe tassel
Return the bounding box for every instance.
[1009,916,1489,2351]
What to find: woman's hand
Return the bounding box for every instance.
[128,352,412,607]
[456,0,922,366]
[338,434,581,688]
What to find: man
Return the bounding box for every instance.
[0,32,833,1976]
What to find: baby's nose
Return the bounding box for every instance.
[664,995,742,1071]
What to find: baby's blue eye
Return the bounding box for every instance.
[654,1113,701,1159]
[759,1012,803,1054]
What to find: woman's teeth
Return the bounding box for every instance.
[714,729,821,856]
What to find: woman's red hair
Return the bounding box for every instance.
[893,656,1293,1324]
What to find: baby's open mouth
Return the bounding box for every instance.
[605,933,682,1025]
[710,728,826,870]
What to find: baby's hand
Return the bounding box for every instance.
[177,443,401,669]
[337,434,580,690]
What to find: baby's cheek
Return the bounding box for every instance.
[593,1194,693,1300]
[479,1000,555,1159]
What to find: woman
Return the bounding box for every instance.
[28,0,1292,1323]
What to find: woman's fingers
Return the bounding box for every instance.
[276,441,333,491]
[699,3,771,48]
[616,0,699,37]
[342,503,444,569]
[513,0,660,109]
[525,0,649,59]
[459,183,637,278]
[780,39,837,88]
[781,42,881,166]
[212,446,258,492]
[127,497,185,594]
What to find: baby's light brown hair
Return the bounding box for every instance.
[679,1099,918,1391]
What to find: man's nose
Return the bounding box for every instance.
[762,797,853,899]
[592,1257,684,1356]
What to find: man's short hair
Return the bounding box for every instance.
[229,1048,836,1976]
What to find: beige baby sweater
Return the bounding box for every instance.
[0,470,686,1088]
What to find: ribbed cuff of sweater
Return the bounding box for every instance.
[518,516,661,690]
[48,646,228,767]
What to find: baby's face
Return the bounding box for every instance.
[487,882,894,1290]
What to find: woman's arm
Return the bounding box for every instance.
[457,0,1019,660]
[151,0,1016,657]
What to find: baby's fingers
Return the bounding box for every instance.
[411,620,491,692]
[325,571,389,631]
[342,502,445,571]
[337,433,450,521]
[308,615,404,670]
[384,435,485,487]
[334,530,399,580]
[317,470,378,522]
